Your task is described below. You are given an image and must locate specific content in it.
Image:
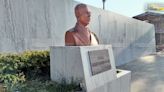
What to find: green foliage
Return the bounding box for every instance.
[0,54,25,86]
[0,50,80,92]
[21,51,50,80]
[0,51,50,87]
[10,80,81,92]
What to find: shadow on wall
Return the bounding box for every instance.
[115,26,156,66]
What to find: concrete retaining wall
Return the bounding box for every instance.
[0,0,156,65]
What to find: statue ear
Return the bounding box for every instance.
[77,16,80,21]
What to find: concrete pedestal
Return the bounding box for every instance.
[50,45,131,92]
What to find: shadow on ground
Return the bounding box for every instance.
[117,53,164,92]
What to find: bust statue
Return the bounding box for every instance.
[65,4,99,46]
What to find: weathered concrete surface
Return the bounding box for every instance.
[50,45,131,92]
[118,53,164,92]
[0,0,156,65]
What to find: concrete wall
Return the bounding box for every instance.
[0,0,156,66]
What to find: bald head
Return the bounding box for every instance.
[74,4,91,26]
[75,4,87,18]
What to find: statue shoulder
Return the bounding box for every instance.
[65,28,75,37]
[90,32,99,44]
[65,28,76,46]
[67,28,75,32]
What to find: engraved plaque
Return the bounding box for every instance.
[88,49,111,75]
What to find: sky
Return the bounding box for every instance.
[75,0,164,17]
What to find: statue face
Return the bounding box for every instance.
[78,7,91,26]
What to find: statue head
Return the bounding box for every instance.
[75,4,91,26]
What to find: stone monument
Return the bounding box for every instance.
[50,45,131,92]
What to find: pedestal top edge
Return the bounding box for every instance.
[50,44,112,48]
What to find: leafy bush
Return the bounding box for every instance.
[0,51,50,86]
[0,50,80,92]
[21,51,50,80]
[0,54,25,86]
